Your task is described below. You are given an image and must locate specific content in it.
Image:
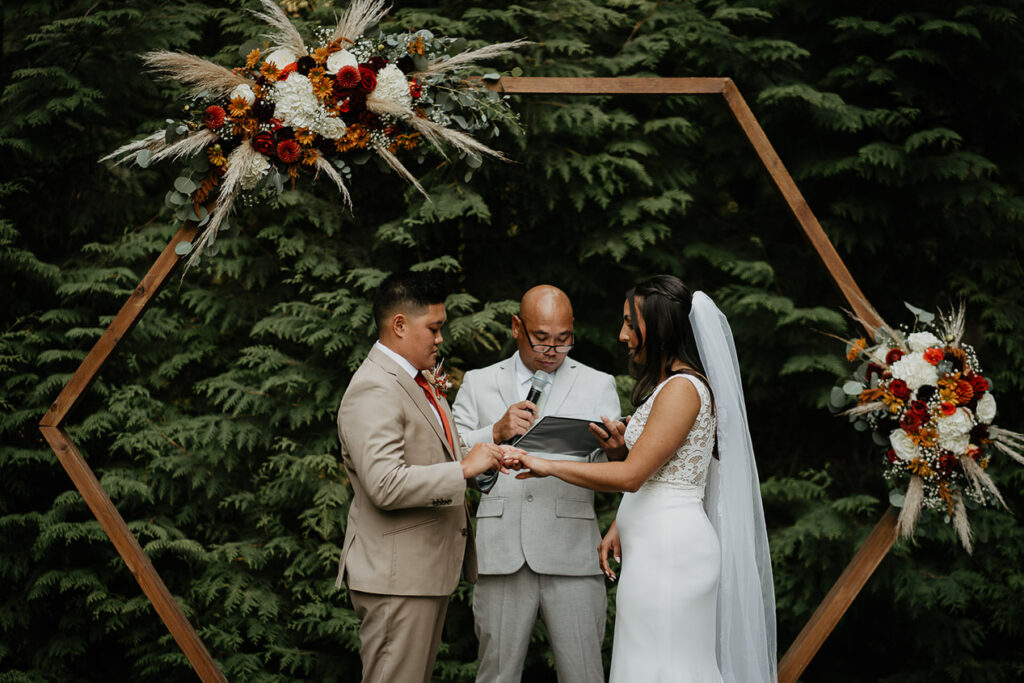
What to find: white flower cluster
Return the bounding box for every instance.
[890,352,939,392]
[241,154,270,190]
[374,64,413,110]
[326,49,358,74]
[272,74,346,139]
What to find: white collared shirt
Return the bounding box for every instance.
[513,352,557,404]
[375,340,445,430]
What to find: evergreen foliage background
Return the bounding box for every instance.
[2,0,1023,680]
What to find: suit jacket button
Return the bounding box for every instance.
[460,528,468,536]
[526,494,534,502]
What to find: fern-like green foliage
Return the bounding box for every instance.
[2,0,1023,681]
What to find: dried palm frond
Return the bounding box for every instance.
[842,295,902,347]
[418,39,530,76]
[252,0,306,56]
[152,129,218,164]
[331,0,389,46]
[313,156,352,209]
[99,131,165,165]
[838,401,885,417]
[937,301,967,347]
[959,455,1008,510]
[375,146,427,198]
[896,475,924,540]
[142,51,252,98]
[989,426,1024,465]
[184,142,256,272]
[953,494,973,554]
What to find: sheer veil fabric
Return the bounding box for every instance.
[689,291,778,683]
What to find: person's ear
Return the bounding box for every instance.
[511,315,522,340]
[391,313,407,338]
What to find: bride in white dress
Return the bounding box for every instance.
[511,275,777,683]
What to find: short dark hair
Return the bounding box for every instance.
[372,270,447,330]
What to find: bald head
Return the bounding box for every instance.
[513,285,575,373]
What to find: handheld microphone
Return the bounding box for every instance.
[525,370,552,408]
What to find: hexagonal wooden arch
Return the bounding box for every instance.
[40,77,898,682]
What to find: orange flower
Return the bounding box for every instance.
[846,338,868,362]
[246,48,262,69]
[858,387,884,404]
[301,149,319,166]
[260,62,280,81]
[207,145,227,167]
[335,124,370,152]
[908,457,934,477]
[409,35,425,56]
[923,348,944,365]
[228,95,250,118]
[954,379,974,405]
[295,129,316,146]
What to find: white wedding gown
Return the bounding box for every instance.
[609,373,724,683]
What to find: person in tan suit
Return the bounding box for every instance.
[336,271,519,683]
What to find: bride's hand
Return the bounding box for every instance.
[598,521,621,581]
[513,452,554,479]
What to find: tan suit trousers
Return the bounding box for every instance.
[350,590,449,683]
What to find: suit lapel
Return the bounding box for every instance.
[368,346,456,460]
[543,357,579,417]
[497,357,518,408]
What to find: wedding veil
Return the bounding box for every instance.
[689,291,778,683]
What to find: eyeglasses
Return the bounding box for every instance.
[517,316,574,354]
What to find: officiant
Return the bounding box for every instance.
[453,285,623,683]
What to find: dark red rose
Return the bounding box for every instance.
[367,56,388,72]
[885,348,903,365]
[888,379,911,401]
[970,424,990,443]
[944,351,965,372]
[275,126,294,140]
[335,66,360,91]
[900,412,924,433]
[865,363,883,382]
[359,110,381,128]
[939,453,958,472]
[251,132,275,155]
[204,105,226,130]
[967,374,989,393]
[276,139,301,163]
[251,99,275,121]
[337,97,350,113]
[409,77,422,99]
[358,65,377,93]
[397,56,415,73]
[916,385,936,402]
[908,400,929,420]
[886,448,897,464]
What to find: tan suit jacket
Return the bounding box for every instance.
[336,345,477,596]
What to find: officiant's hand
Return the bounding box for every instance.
[492,400,538,443]
[590,415,628,461]
[598,521,621,582]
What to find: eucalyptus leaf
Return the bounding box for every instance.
[853,419,868,432]
[416,29,434,41]
[173,240,192,256]
[136,149,152,168]
[190,155,209,172]
[464,170,473,183]
[889,490,906,508]
[904,301,935,323]
[448,37,467,53]
[165,190,187,207]
[238,39,260,58]
[351,151,372,166]
[452,114,468,128]
[829,386,848,408]
[842,380,864,396]
[482,72,501,81]
[174,177,197,194]
[413,55,429,72]
[465,154,482,169]
[871,430,889,446]
[511,66,523,77]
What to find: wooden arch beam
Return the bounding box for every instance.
[41,76,892,682]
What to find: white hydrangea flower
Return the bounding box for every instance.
[272,74,343,138]
[889,429,920,461]
[240,153,270,190]
[325,49,358,74]
[906,331,942,352]
[976,392,997,423]
[870,345,892,365]
[319,115,346,139]
[230,84,256,105]
[373,64,412,110]
[890,352,939,391]
[937,407,974,454]
[266,47,298,69]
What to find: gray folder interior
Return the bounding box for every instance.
[510,416,598,457]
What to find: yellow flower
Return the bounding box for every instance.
[228,96,250,118]
[246,48,261,69]
[908,457,934,477]
[207,145,227,167]
[335,124,370,152]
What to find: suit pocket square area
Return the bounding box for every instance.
[476,497,505,518]
[554,498,595,520]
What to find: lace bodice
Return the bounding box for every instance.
[623,374,716,492]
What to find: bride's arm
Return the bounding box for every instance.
[515,378,701,492]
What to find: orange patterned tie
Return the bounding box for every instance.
[415,374,454,453]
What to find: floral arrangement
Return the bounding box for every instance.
[425,359,452,400]
[101,0,524,269]
[832,303,1024,552]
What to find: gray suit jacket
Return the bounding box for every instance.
[336,345,477,596]
[453,354,620,576]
